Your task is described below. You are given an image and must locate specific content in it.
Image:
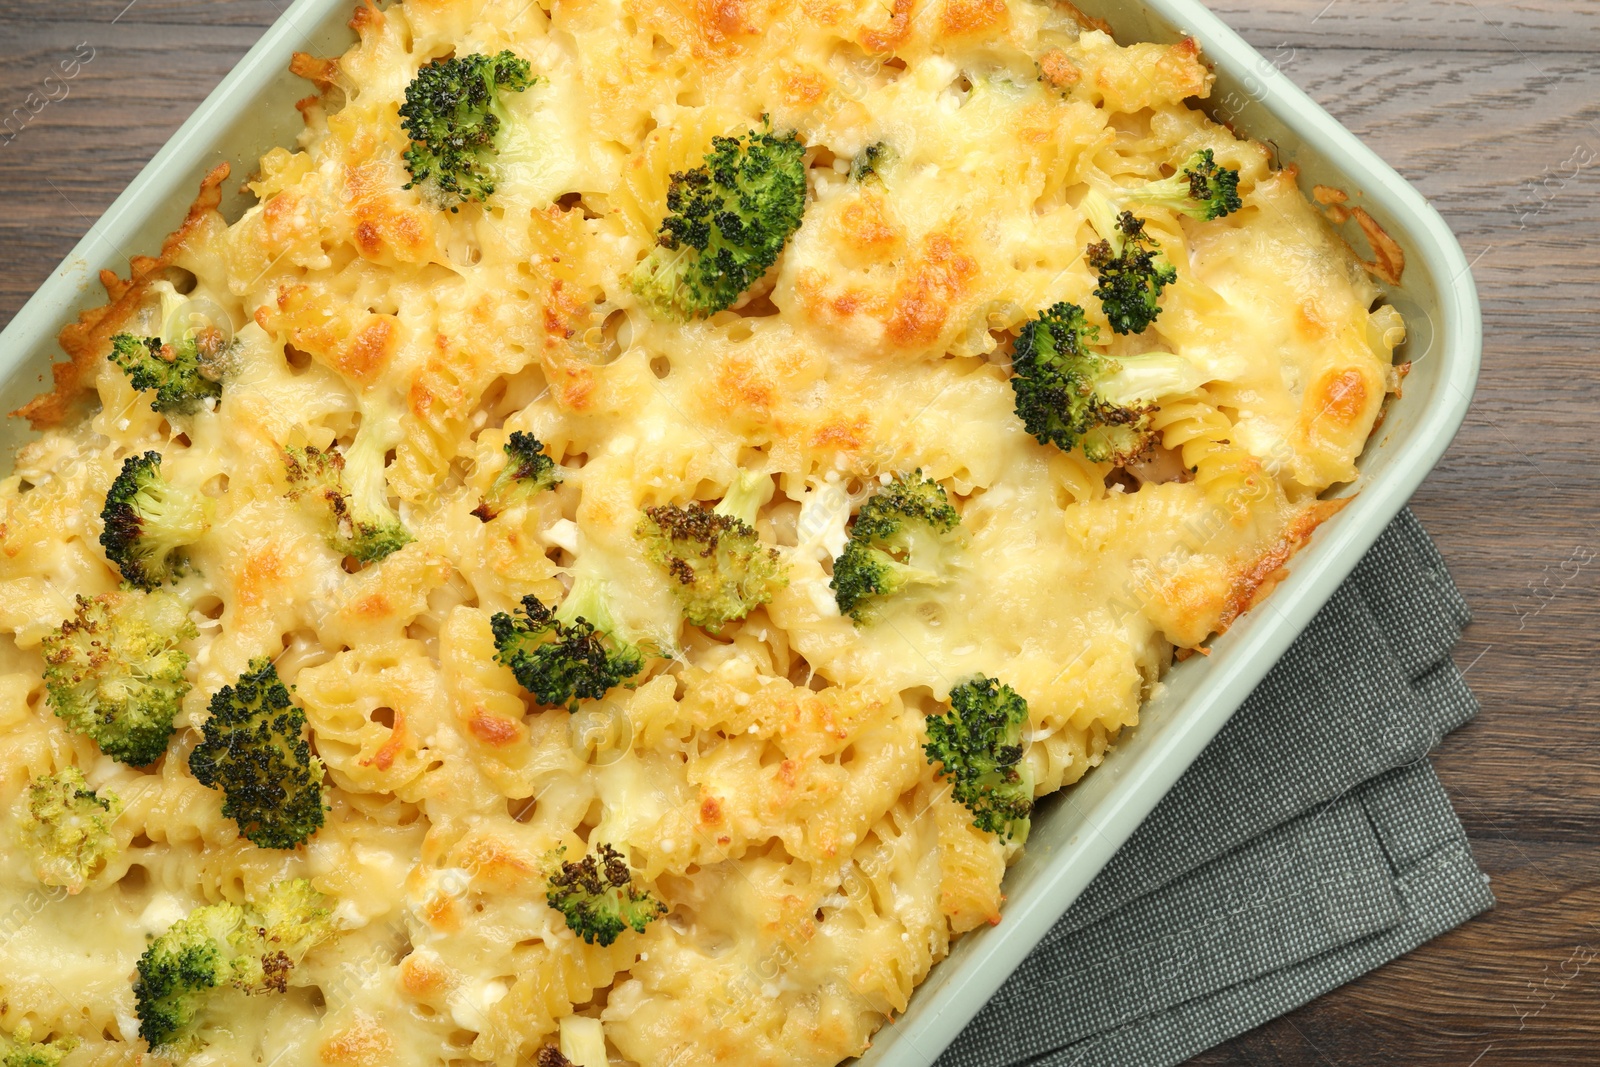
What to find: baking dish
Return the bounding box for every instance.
[0,0,1481,1064]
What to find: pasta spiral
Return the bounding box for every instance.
[1147,393,1267,520]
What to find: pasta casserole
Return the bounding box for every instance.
[0,0,1404,1065]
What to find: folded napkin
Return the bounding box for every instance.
[939,508,1494,1067]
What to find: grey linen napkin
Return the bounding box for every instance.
[938,507,1494,1067]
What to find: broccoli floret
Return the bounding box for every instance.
[637,470,788,632]
[108,330,228,416]
[472,431,562,521]
[1087,211,1178,336]
[849,141,894,183]
[829,471,962,623]
[1080,188,1179,336]
[536,1049,574,1067]
[134,878,331,1050]
[43,589,195,766]
[236,878,332,982]
[924,676,1033,843]
[189,658,326,850]
[544,843,665,946]
[1124,149,1242,222]
[134,901,239,1050]
[284,412,412,564]
[99,451,212,590]
[105,281,231,415]
[631,124,808,320]
[0,1023,77,1067]
[21,767,123,893]
[398,50,537,210]
[1010,300,1201,464]
[491,577,648,709]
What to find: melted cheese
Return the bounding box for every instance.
[0,0,1400,1064]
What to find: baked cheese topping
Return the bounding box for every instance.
[0,1,1401,1064]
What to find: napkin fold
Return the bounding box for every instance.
[939,508,1493,1067]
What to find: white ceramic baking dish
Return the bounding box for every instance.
[0,0,1480,1064]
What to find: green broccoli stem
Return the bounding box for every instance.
[1124,150,1243,221]
[555,574,629,639]
[489,89,540,178]
[711,470,771,529]
[1124,172,1204,216]
[863,544,943,592]
[632,244,695,312]
[317,395,413,563]
[1080,187,1125,253]
[1094,353,1203,407]
[1130,171,1185,203]
[343,414,402,534]
[154,283,186,344]
[886,516,950,569]
[1081,184,1177,268]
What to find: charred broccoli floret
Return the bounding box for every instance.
[0,1023,77,1067]
[284,411,412,564]
[491,578,648,709]
[1081,189,1179,336]
[99,451,212,590]
[106,281,233,415]
[544,843,665,946]
[473,431,562,521]
[632,124,807,319]
[1010,300,1200,464]
[398,50,537,210]
[1125,149,1242,221]
[830,471,962,623]
[134,878,331,1050]
[637,470,788,632]
[43,590,195,766]
[924,676,1033,843]
[108,331,227,416]
[1087,211,1178,336]
[189,658,326,850]
[21,767,123,893]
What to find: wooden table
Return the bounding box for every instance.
[1,1,1594,1063]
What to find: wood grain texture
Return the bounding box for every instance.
[1201,3,1600,1065]
[1208,0,1600,51]
[0,1,1595,1064]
